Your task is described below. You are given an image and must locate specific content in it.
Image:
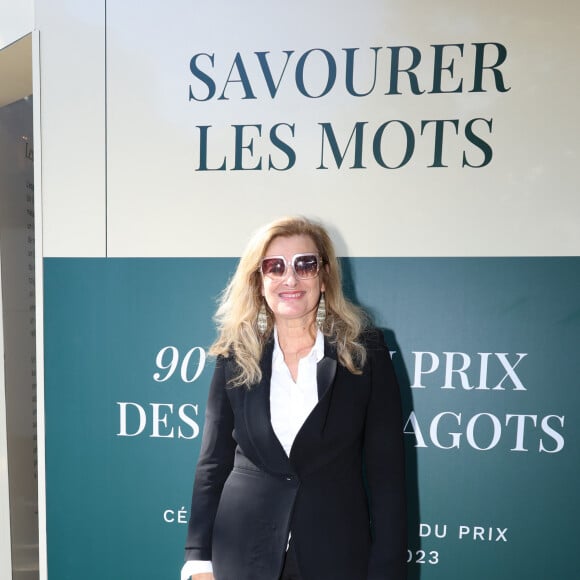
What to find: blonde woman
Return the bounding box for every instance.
[182,217,406,580]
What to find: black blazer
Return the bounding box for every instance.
[184,329,406,580]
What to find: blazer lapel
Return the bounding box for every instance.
[290,338,338,465]
[317,339,338,400]
[316,338,338,433]
[242,338,292,473]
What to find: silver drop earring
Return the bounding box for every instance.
[257,301,268,335]
[316,292,326,329]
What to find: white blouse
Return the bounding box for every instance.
[270,327,324,456]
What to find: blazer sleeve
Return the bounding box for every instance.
[184,355,236,561]
[363,331,407,580]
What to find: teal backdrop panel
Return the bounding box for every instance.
[43,258,580,579]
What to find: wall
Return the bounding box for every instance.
[37,0,580,258]
[0,0,33,49]
[35,1,580,579]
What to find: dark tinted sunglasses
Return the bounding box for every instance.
[260,253,322,280]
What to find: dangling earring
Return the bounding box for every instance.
[316,292,326,329]
[257,301,268,335]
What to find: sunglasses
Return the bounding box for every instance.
[260,253,322,280]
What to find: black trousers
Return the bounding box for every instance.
[279,540,303,580]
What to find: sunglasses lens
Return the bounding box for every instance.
[261,257,286,277]
[294,254,319,279]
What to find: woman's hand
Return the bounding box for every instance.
[190,574,214,580]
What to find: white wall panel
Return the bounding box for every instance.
[33,1,580,257]
[36,0,106,257]
[0,0,33,49]
[103,0,580,257]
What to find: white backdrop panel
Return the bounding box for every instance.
[102,0,580,257]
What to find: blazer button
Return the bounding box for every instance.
[285,475,294,481]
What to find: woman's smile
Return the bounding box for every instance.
[278,291,306,299]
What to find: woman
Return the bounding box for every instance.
[182,217,406,580]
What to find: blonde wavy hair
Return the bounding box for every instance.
[210,216,369,386]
